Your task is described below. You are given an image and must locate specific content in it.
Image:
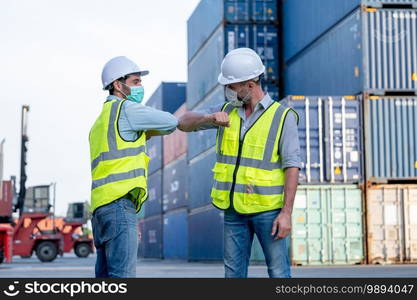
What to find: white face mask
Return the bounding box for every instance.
[224,86,251,107]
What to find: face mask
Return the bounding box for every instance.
[225,85,251,107]
[120,82,145,103]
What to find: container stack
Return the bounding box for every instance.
[282,0,417,265]
[137,82,186,259]
[186,0,280,261]
[283,95,365,266]
[162,104,189,260]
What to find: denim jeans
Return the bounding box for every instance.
[223,208,291,278]
[92,197,138,278]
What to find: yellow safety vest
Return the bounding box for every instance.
[211,101,298,214]
[89,99,149,213]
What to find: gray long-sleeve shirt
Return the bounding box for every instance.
[196,93,301,169]
[106,95,178,141]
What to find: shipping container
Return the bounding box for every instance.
[364,95,417,182]
[284,96,363,184]
[188,23,279,109]
[163,209,188,259]
[0,181,13,218]
[366,184,417,264]
[137,219,145,257]
[189,205,224,260]
[291,185,365,265]
[22,185,50,213]
[163,155,188,212]
[188,0,278,62]
[139,169,162,218]
[163,104,188,166]
[147,136,162,176]
[285,8,417,96]
[146,82,186,114]
[188,86,224,159]
[188,149,216,209]
[283,0,417,62]
[139,215,163,259]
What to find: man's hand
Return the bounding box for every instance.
[206,112,230,127]
[271,211,292,240]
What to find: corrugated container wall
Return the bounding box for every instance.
[146,82,186,114]
[163,155,188,212]
[364,95,417,182]
[187,86,224,160]
[188,23,279,109]
[366,184,417,264]
[283,0,417,62]
[292,185,365,265]
[187,0,278,62]
[140,170,162,218]
[163,104,188,166]
[284,96,363,184]
[163,209,188,259]
[139,215,163,259]
[188,205,224,261]
[147,136,162,175]
[188,149,216,209]
[284,8,417,96]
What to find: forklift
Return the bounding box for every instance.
[61,202,94,258]
[0,106,64,263]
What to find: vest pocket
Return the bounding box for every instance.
[243,168,273,206]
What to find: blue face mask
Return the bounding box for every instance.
[121,82,144,103]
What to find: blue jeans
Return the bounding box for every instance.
[224,208,291,278]
[92,197,138,278]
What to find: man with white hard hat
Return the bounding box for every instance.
[178,48,301,278]
[89,56,178,278]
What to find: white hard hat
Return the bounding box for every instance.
[101,56,149,90]
[218,48,265,85]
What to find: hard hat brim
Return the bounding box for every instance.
[217,67,265,86]
[102,70,150,90]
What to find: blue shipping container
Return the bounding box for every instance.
[163,155,188,212]
[188,86,224,159]
[364,95,417,182]
[285,8,417,96]
[188,149,216,209]
[142,169,162,218]
[283,0,417,62]
[188,24,279,109]
[284,96,363,184]
[147,136,162,175]
[140,215,163,259]
[188,205,224,261]
[188,0,278,61]
[146,82,186,114]
[163,209,189,259]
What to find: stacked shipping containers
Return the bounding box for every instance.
[187,0,280,261]
[137,82,186,259]
[162,104,189,259]
[282,0,417,264]
[282,95,365,265]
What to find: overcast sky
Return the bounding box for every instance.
[0,0,200,215]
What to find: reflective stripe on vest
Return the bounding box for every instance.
[211,101,297,214]
[90,99,149,213]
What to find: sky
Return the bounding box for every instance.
[0,0,200,216]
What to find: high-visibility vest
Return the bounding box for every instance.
[89,99,149,213]
[211,101,298,214]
